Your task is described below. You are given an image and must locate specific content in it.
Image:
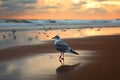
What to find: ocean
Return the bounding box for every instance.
[0,19,120,49]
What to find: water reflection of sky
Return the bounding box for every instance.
[0,28,120,49]
[0,27,119,80]
[0,30,47,49]
[0,50,95,80]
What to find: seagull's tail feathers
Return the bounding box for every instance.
[71,49,79,55]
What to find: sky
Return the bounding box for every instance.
[0,0,120,20]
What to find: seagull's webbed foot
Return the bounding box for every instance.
[59,56,62,60]
[59,58,64,65]
[59,55,64,60]
[61,57,64,60]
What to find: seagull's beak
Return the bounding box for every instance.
[52,37,55,39]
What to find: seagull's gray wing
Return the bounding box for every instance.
[55,41,71,52]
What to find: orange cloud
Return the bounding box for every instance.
[0,0,119,20]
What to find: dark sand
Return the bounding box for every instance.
[55,35,120,80]
[0,35,120,80]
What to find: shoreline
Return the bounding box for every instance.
[0,27,120,48]
[0,34,120,61]
[0,32,120,80]
[0,25,120,32]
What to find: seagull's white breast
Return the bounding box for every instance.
[54,39,61,44]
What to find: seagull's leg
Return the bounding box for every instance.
[61,53,64,60]
[59,59,62,65]
[62,53,64,64]
[59,52,63,64]
[59,59,64,65]
[59,52,62,60]
[59,52,64,65]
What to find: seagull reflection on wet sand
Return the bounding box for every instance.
[56,60,80,80]
[0,28,120,80]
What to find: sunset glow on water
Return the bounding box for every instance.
[0,27,120,49]
[0,0,120,80]
[0,50,95,80]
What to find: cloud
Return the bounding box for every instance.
[0,0,37,16]
[114,9,120,14]
[38,10,50,14]
[17,0,37,4]
[85,7,108,14]
[0,0,37,4]
[93,0,107,1]
[70,1,87,9]
[68,7,108,15]
[71,4,82,9]
[103,2,120,6]
[93,0,119,1]
[40,5,60,9]
[38,5,61,14]
[40,3,62,9]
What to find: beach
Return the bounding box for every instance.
[55,34,120,80]
[0,27,120,80]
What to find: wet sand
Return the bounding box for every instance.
[55,35,120,80]
[0,34,120,80]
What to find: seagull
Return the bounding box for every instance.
[52,35,79,60]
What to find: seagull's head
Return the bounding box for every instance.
[52,35,60,40]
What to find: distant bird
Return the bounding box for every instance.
[38,32,41,34]
[35,36,38,39]
[2,34,6,39]
[28,37,32,41]
[97,28,101,31]
[13,36,16,40]
[46,35,49,37]
[61,29,66,32]
[52,35,79,60]
[12,30,16,35]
